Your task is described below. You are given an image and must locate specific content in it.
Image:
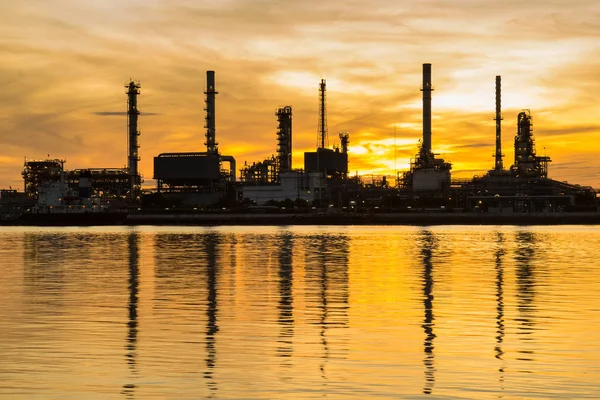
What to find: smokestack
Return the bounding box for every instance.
[494,75,503,171]
[421,63,433,155]
[205,70,218,155]
[126,80,141,201]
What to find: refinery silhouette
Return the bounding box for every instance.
[1,64,598,225]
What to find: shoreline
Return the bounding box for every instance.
[124,211,600,226]
[3,211,600,227]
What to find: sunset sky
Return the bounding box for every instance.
[1,0,599,189]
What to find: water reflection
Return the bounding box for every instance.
[494,232,506,389]
[419,230,436,395]
[204,233,220,396]
[515,231,537,366]
[22,233,67,312]
[305,234,350,380]
[153,232,222,397]
[277,232,294,363]
[122,232,140,398]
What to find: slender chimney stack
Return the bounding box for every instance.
[421,63,433,155]
[494,75,504,171]
[205,70,218,155]
[126,81,141,200]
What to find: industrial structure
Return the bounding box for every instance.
[511,110,551,178]
[20,81,143,204]
[240,106,293,184]
[456,75,594,212]
[240,103,325,205]
[303,79,349,180]
[2,63,598,221]
[152,71,236,206]
[399,64,452,193]
[277,106,293,175]
[127,81,141,201]
[240,79,354,206]
[492,75,505,175]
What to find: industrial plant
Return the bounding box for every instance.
[1,63,598,224]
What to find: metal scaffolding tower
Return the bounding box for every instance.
[276,106,293,175]
[318,79,328,149]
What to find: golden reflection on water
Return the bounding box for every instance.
[0,225,600,399]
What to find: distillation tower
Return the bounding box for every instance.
[276,106,293,176]
[511,110,551,178]
[240,106,293,184]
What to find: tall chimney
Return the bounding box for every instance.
[421,63,433,155]
[205,70,218,155]
[494,75,504,171]
[126,81,141,201]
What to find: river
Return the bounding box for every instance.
[1,225,599,399]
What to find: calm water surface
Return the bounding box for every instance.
[1,225,599,399]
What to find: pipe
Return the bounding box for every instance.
[220,155,236,182]
[421,63,433,155]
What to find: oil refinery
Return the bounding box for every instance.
[1,64,598,225]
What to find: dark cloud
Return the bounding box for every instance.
[453,143,492,149]
[537,125,600,137]
[93,111,160,116]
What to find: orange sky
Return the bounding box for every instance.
[1,0,599,189]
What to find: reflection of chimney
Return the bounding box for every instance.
[421,63,433,155]
[494,76,504,172]
[205,71,218,155]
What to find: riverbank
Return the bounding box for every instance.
[124,211,600,226]
[3,211,600,226]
